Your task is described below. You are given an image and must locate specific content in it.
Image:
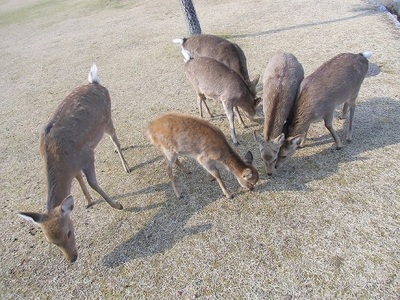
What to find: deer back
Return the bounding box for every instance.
[184,56,258,117]
[147,113,258,188]
[148,112,233,160]
[41,83,112,208]
[262,52,304,140]
[289,52,369,136]
[180,34,250,83]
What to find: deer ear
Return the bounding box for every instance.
[253,130,264,144]
[60,195,74,216]
[244,151,254,164]
[18,212,46,226]
[287,135,303,149]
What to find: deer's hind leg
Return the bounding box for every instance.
[105,120,131,173]
[82,156,123,210]
[197,93,213,118]
[324,113,343,150]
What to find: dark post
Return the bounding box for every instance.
[179,0,202,35]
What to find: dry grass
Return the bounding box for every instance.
[1,0,399,299]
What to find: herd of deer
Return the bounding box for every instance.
[17,34,372,262]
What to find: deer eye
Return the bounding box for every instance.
[67,230,72,239]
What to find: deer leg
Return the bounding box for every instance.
[324,114,343,150]
[223,104,238,145]
[197,94,212,118]
[175,158,191,174]
[82,160,123,210]
[75,172,93,208]
[106,122,131,173]
[346,102,356,142]
[339,103,349,119]
[234,106,247,128]
[203,99,213,118]
[165,157,182,199]
[198,156,232,199]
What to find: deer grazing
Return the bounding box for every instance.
[253,52,304,175]
[276,52,372,169]
[147,113,259,199]
[173,34,260,97]
[18,64,130,262]
[183,51,261,145]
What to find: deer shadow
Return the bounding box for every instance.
[102,97,398,267]
[102,159,237,268]
[255,97,400,192]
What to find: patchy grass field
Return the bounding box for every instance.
[1,0,399,298]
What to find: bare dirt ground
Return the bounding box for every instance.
[1,0,399,298]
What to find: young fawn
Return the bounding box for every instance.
[276,52,372,168]
[18,64,130,262]
[173,34,260,97]
[147,113,259,199]
[253,52,304,175]
[183,51,261,145]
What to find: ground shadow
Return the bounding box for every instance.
[102,160,232,268]
[102,97,399,267]
[255,97,400,192]
[228,10,378,39]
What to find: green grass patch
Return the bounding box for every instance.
[0,0,132,27]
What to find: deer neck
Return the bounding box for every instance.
[286,105,310,137]
[44,155,74,211]
[264,106,286,140]
[222,148,247,176]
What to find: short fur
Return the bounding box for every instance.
[173,34,259,97]
[147,113,259,199]
[276,52,371,168]
[254,52,304,175]
[184,56,261,145]
[18,65,130,262]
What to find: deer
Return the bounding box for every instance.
[182,51,261,145]
[147,112,259,199]
[253,52,304,176]
[17,64,130,262]
[276,51,372,169]
[173,34,260,97]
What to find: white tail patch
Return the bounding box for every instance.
[172,38,184,45]
[181,49,192,62]
[88,63,100,84]
[362,51,373,59]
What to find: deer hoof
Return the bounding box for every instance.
[114,202,123,210]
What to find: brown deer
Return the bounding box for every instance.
[18,64,130,262]
[276,52,372,169]
[147,113,259,199]
[253,52,304,175]
[183,52,261,145]
[173,34,260,97]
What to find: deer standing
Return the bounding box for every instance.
[173,34,260,97]
[253,52,304,175]
[276,52,372,168]
[147,113,259,199]
[183,52,261,145]
[18,64,130,262]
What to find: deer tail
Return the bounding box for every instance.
[361,51,373,59]
[88,63,100,84]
